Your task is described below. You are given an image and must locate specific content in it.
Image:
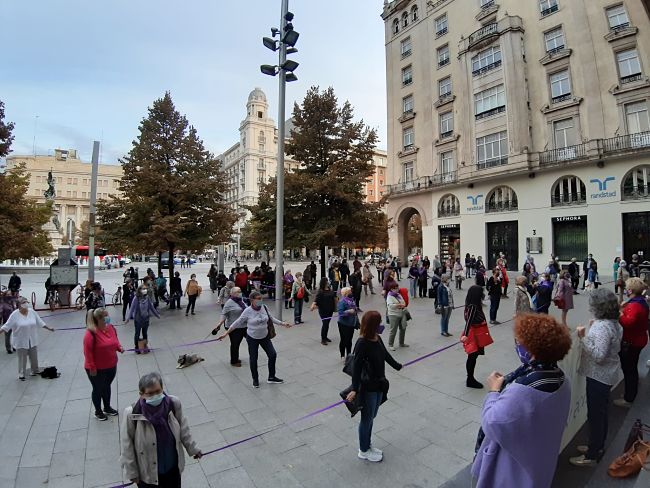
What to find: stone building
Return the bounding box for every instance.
[382,0,650,268]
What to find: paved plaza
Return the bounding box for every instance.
[0,263,648,488]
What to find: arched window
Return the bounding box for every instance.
[393,18,399,34]
[551,175,586,207]
[486,185,518,213]
[402,12,409,28]
[622,164,650,200]
[412,5,419,22]
[438,194,460,218]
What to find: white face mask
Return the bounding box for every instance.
[19,302,29,310]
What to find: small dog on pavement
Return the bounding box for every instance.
[176,353,205,369]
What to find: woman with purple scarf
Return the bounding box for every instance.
[283,270,294,309]
[121,372,202,487]
[213,287,246,367]
[337,287,359,359]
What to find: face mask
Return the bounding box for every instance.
[19,302,29,310]
[145,393,165,407]
[104,316,112,325]
[378,324,385,334]
[515,342,532,365]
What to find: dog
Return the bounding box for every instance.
[176,353,205,369]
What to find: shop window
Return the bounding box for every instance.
[622,165,650,200]
[551,175,586,206]
[486,185,518,213]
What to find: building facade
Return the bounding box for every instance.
[365,150,389,203]
[382,0,650,269]
[6,149,123,248]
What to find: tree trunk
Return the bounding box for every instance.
[320,244,326,278]
[168,244,175,282]
[157,251,162,275]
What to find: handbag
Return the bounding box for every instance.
[553,297,565,309]
[404,309,412,321]
[608,440,650,478]
[264,306,276,339]
[463,322,493,354]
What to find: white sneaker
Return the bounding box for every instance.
[358,449,383,462]
[370,446,383,456]
[389,346,396,351]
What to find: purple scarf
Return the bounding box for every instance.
[138,395,174,447]
[342,295,356,309]
[388,290,401,298]
[230,296,246,310]
[284,273,294,284]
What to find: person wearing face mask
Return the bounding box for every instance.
[212,287,246,367]
[0,298,54,380]
[216,291,291,388]
[345,311,402,463]
[183,274,201,316]
[471,314,571,487]
[126,286,160,353]
[84,308,124,420]
[121,372,202,487]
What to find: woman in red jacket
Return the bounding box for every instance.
[615,277,649,407]
[84,308,124,421]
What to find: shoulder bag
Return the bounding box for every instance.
[263,306,276,339]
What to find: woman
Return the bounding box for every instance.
[386,283,409,351]
[554,272,574,326]
[283,270,294,309]
[183,274,201,316]
[486,268,502,325]
[475,266,486,288]
[382,270,398,297]
[214,287,246,367]
[570,289,623,466]
[614,278,649,408]
[337,287,359,359]
[121,372,203,487]
[122,278,135,322]
[465,253,472,279]
[218,280,234,309]
[311,278,337,345]
[208,264,218,294]
[126,286,160,353]
[291,272,311,325]
[407,263,419,298]
[437,276,453,337]
[216,291,291,388]
[417,265,429,298]
[83,308,123,420]
[169,271,182,310]
[349,269,364,309]
[513,276,533,315]
[345,311,402,463]
[497,256,510,297]
[613,257,621,294]
[461,286,491,389]
[0,297,54,380]
[472,314,572,488]
[616,260,630,302]
[534,273,553,314]
[586,261,600,290]
[453,258,464,290]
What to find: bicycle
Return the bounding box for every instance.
[74,283,85,310]
[48,288,62,311]
[111,285,122,306]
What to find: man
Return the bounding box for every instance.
[582,253,593,290]
[567,258,580,293]
[85,282,105,310]
[8,272,21,295]
[352,256,362,273]
[628,254,641,278]
[309,260,317,289]
[339,259,350,288]
[433,255,442,271]
[362,263,375,296]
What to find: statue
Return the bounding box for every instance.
[43,170,56,200]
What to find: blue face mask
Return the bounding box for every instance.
[515,342,532,365]
[104,316,112,325]
[378,324,385,334]
[145,393,165,407]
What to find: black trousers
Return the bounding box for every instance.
[571,276,579,290]
[489,295,500,321]
[138,467,181,488]
[246,334,276,382]
[338,323,355,358]
[619,343,643,403]
[586,377,610,460]
[170,292,181,309]
[86,366,117,413]
[229,327,246,364]
[418,281,427,297]
[186,294,197,314]
[122,299,130,321]
[321,318,332,341]
[466,351,480,380]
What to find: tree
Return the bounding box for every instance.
[97,92,235,279]
[0,100,14,157]
[242,86,385,277]
[76,220,104,247]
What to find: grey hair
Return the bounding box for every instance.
[588,288,620,320]
[249,290,262,300]
[139,372,163,393]
[441,275,449,284]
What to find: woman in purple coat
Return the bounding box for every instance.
[472,313,572,488]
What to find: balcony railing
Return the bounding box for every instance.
[551,93,572,104]
[477,156,508,170]
[551,195,587,207]
[480,0,495,9]
[439,130,454,139]
[546,45,565,55]
[468,23,498,48]
[486,201,518,213]
[621,73,643,84]
[438,57,450,67]
[436,27,448,38]
[385,171,458,195]
[472,59,502,77]
[623,188,650,201]
[611,21,630,32]
[539,143,587,166]
[541,4,559,17]
[401,49,412,59]
[603,131,650,154]
[475,105,506,120]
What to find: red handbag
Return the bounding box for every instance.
[553,297,565,309]
[462,321,493,354]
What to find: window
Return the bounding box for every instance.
[476,131,508,169]
[606,4,629,29]
[403,95,414,114]
[401,37,412,57]
[258,111,263,118]
[474,84,506,118]
[622,165,650,200]
[402,12,409,28]
[66,191,71,197]
[438,194,460,218]
[411,5,419,22]
[486,186,518,212]
[480,0,494,7]
[552,175,586,206]
[72,191,77,198]
[617,49,641,81]
[553,118,576,148]
[471,46,501,75]
[626,101,650,134]
[393,19,399,34]
[403,127,414,148]
[82,192,87,198]
[67,178,72,184]
[369,190,374,196]
[402,65,413,86]
[437,45,450,67]
[439,76,452,97]
[403,161,414,182]
[440,151,454,175]
[435,14,448,37]
[550,70,571,102]
[440,111,454,137]
[544,27,565,53]
[540,0,559,17]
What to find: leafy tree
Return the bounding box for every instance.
[0,101,14,157]
[76,220,104,247]
[242,86,384,277]
[97,92,235,278]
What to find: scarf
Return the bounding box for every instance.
[517,285,534,310]
[135,297,150,320]
[388,290,401,298]
[230,296,246,310]
[139,395,174,447]
[342,295,356,308]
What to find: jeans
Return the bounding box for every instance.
[586,377,610,460]
[387,314,407,347]
[338,323,355,358]
[246,334,276,382]
[229,327,246,364]
[619,344,643,403]
[409,278,417,298]
[440,307,452,334]
[138,466,181,488]
[489,295,500,321]
[122,299,130,321]
[134,318,150,348]
[364,279,374,295]
[86,366,117,413]
[293,298,304,323]
[186,294,197,314]
[321,318,331,341]
[359,391,382,452]
[17,346,39,377]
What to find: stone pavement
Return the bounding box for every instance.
[0,263,641,487]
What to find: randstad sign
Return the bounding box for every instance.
[466,194,484,213]
[589,177,617,200]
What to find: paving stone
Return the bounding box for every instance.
[207,466,256,488]
[49,449,86,478]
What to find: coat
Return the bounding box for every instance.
[120,395,199,485]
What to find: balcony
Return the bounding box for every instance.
[438,57,450,68]
[398,110,416,123]
[401,49,412,59]
[434,93,455,108]
[477,156,508,170]
[439,130,454,139]
[385,171,458,196]
[605,23,637,42]
[539,143,587,167]
[398,144,419,157]
[460,15,523,54]
[603,131,650,154]
[436,27,448,38]
[475,105,506,120]
[540,4,559,17]
[468,23,498,49]
[472,59,502,76]
[476,1,499,22]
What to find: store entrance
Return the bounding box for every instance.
[623,212,650,262]
[439,224,460,265]
[487,221,519,270]
[552,216,588,261]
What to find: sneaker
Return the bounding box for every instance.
[253,380,260,389]
[370,446,383,456]
[569,455,597,467]
[576,445,589,454]
[321,341,328,345]
[231,362,242,367]
[358,449,382,462]
[95,411,108,421]
[19,376,25,381]
[613,398,633,408]
[399,343,410,348]
[103,407,119,416]
[267,377,284,384]
[325,338,332,343]
[389,346,396,351]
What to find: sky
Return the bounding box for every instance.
[1,0,388,165]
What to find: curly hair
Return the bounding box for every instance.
[514,313,572,363]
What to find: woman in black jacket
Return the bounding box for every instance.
[346,311,402,462]
[462,286,490,389]
[485,268,502,325]
[310,278,337,345]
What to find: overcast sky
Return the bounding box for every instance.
[2,0,387,164]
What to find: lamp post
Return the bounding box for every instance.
[261,0,299,318]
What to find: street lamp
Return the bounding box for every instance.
[261,0,299,318]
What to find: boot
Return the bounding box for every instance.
[466,377,484,389]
